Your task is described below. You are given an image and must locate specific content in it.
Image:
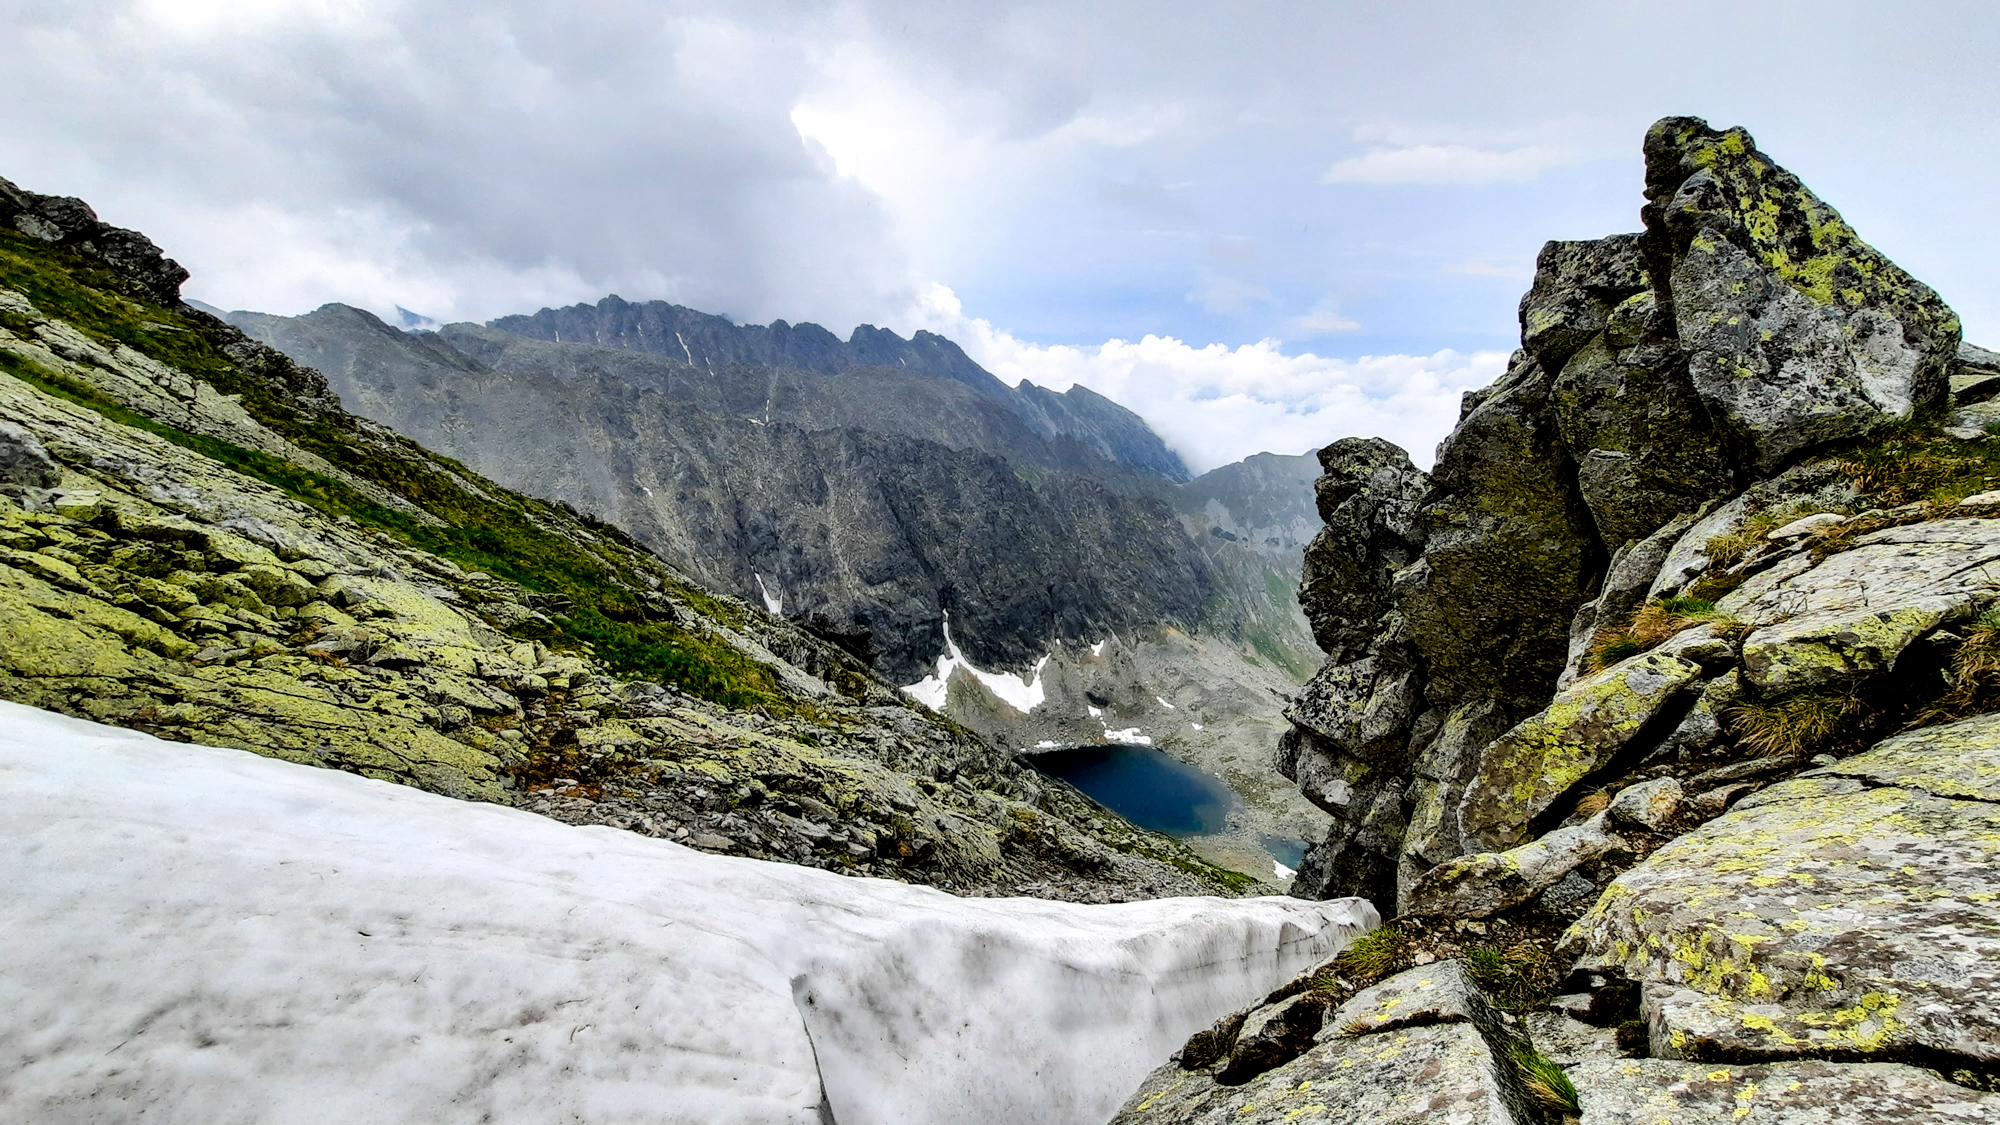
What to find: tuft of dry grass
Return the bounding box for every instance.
[1585,597,1744,672]
[1913,609,2000,726]
[1727,691,1866,757]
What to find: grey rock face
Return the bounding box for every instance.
[487,294,1193,482]
[1564,713,2000,1075]
[1279,116,1965,909]
[0,419,61,488]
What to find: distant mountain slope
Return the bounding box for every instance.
[227,303,1216,682]
[490,295,1192,482]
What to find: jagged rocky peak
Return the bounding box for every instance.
[1133,116,2000,1121]
[1276,115,1970,910]
[0,175,189,306]
[484,292,1194,483]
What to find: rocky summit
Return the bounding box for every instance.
[1109,116,2000,1123]
[0,172,1255,902]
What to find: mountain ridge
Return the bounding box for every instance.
[489,293,1194,483]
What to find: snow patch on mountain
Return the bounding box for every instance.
[754,572,784,614]
[0,701,1374,1125]
[902,613,1050,714]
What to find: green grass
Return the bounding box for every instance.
[1463,941,1557,1012]
[1839,424,2000,507]
[0,238,800,711]
[1512,1045,1582,1119]
[1324,926,1409,986]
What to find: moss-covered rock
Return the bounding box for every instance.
[1644,117,1960,473]
[1720,517,2000,693]
[1458,650,1705,851]
[1564,713,2000,1075]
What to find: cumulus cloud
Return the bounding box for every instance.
[916,286,1504,473]
[1322,143,1573,185]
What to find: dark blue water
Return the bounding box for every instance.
[1026,745,1237,837]
[1260,835,1308,870]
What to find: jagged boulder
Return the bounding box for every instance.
[1457,650,1705,852]
[1296,437,1427,662]
[1115,961,1535,1125]
[1644,118,1960,473]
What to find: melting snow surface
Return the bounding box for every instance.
[902,615,1049,714]
[1087,705,1103,718]
[753,572,784,615]
[0,702,1374,1125]
[1104,727,1153,746]
[1035,740,1059,749]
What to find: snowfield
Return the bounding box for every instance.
[0,701,1374,1124]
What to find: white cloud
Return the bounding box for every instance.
[1322,143,1572,185]
[1287,295,1362,337]
[915,285,1504,474]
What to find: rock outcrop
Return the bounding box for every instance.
[1279,116,1967,909]
[1204,115,2000,1122]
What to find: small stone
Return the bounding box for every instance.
[0,420,62,489]
[1765,512,1847,539]
[686,832,734,851]
[1606,777,1683,833]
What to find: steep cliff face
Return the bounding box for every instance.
[0,172,1254,900]
[490,294,1194,482]
[1278,117,1965,908]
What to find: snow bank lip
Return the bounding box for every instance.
[0,700,1377,1125]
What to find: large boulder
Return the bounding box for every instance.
[1644,118,1960,473]
[1564,712,2000,1076]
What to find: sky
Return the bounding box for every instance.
[4,1,1999,472]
